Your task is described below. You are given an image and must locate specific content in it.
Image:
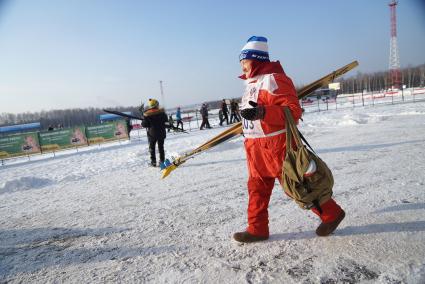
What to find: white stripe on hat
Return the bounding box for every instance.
[241,41,268,52]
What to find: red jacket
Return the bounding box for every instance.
[240,61,302,177]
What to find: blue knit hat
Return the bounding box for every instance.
[239,36,270,62]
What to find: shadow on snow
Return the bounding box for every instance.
[270,220,425,242]
[0,227,176,279]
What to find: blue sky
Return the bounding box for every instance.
[0,0,424,113]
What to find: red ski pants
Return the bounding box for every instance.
[246,176,343,237]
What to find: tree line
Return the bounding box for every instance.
[335,63,425,94]
[1,63,424,129]
[0,106,142,130]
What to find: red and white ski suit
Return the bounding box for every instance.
[240,61,342,237]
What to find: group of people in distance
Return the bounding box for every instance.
[198,99,242,130]
[166,99,241,131]
[218,99,241,126]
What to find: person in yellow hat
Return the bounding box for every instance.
[141,99,168,167]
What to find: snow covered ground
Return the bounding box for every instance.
[1,101,425,283]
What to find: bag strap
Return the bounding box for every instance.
[298,129,317,155]
[283,107,318,155]
[283,107,302,149]
[284,109,293,151]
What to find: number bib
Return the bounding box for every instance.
[241,81,266,138]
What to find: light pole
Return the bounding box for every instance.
[159,80,165,108]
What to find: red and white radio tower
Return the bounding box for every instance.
[388,0,401,89]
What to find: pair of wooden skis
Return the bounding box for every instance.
[161,60,359,179]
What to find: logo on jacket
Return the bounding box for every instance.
[250,87,257,95]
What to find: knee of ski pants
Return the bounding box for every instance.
[148,139,156,149]
[157,139,165,148]
[247,177,275,203]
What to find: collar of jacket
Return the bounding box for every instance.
[239,60,285,80]
[144,108,165,117]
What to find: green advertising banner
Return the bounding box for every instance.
[85,120,128,144]
[38,126,88,152]
[0,132,41,158]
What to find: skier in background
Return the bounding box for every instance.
[125,118,132,136]
[234,36,345,243]
[199,103,211,130]
[218,109,224,126]
[167,114,174,133]
[230,99,241,123]
[219,99,229,126]
[175,107,184,131]
[141,99,168,167]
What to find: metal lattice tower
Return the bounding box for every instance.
[389,0,401,89]
[159,80,165,108]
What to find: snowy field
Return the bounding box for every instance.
[1,101,425,283]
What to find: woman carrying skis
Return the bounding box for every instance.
[234,36,345,243]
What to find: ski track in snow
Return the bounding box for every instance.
[1,102,425,283]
